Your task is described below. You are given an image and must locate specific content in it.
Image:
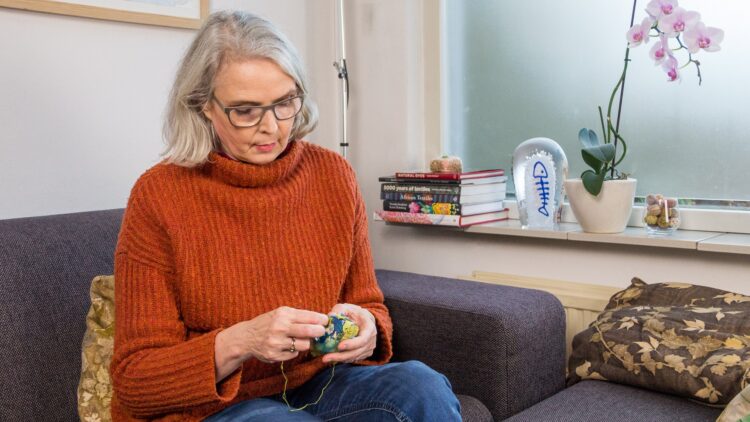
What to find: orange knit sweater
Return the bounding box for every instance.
[111,140,393,421]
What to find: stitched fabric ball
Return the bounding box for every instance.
[310,314,359,356]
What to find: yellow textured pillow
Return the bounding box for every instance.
[77,275,115,422]
[718,384,750,422]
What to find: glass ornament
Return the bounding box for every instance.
[512,137,568,229]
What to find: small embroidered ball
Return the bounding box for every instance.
[429,155,463,173]
[310,314,359,356]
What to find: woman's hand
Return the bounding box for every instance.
[321,303,378,364]
[214,306,328,381]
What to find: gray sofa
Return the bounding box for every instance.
[0,209,724,421]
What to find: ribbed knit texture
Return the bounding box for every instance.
[110,140,393,421]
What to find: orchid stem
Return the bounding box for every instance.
[609,0,638,179]
[675,36,703,85]
[598,106,606,140]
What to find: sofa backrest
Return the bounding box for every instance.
[0,209,124,422]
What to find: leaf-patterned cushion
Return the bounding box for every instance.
[77,275,115,422]
[568,277,750,406]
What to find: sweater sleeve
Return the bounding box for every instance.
[339,181,394,365]
[111,180,241,418]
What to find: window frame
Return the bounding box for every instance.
[424,0,750,235]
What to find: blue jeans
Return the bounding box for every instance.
[204,360,461,421]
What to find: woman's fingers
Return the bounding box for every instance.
[287,323,326,340]
[274,308,328,339]
[319,303,379,364]
[329,303,376,327]
[328,303,351,317]
[278,335,310,353]
[273,307,328,326]
[270,307,328,341]
[242,306,329,363]
[321,326,376,364]
[288,308,330,326]
[337,333,369,352]
[321,342,374,364]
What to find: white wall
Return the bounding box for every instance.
[0,0,338,220]
[2,0,748,294]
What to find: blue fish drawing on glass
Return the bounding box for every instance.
[533,161,550,217]
[513,137,567,229]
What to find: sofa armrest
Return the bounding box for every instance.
[376,270,566,422]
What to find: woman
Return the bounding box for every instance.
[111,10,461,422]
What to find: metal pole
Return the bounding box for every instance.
[333,0,349,159]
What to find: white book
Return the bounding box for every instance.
[459,191,507,205]
[460,201,505,216]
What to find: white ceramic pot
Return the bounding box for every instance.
[564,178,637,233]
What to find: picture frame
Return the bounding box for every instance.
[0,0,209,29]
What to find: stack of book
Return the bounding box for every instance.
[374,169,509,227]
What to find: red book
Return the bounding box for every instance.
[394,168,505,181]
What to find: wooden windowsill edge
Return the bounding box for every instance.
[373,214,750,256]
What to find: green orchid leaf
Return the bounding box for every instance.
[581,149,604,172]
[581,170,605,196]
[582,144,615,163]
[578,128,600,148]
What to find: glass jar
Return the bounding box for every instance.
[644,194,680,235]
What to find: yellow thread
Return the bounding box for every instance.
[280,361,337,412]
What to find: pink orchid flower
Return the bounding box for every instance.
[657,7,700,37]
[661,55,680,81]
[646,0,678,19]
[626,17,654,48]
[649,35,670,64]
[683,22,724,54]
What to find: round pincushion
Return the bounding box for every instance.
[310,314,359,356]
[429,155,463,173]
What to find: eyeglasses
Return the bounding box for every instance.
[212,94,304,128]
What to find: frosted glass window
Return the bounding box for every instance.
[443,0,750,201]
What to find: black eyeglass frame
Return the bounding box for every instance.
[211,94,305,128]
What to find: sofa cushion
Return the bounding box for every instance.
[0,209,123,422]
[569,277,750,405]
[77,275,115,422]
[606,277,748,310]
[504,380,722,422]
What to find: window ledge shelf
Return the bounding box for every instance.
[375,216,750,255]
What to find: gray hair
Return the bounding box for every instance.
[162,10,318,167]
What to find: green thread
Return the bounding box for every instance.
[280,361,337,412]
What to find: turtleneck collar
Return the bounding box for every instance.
[205,140,304,188]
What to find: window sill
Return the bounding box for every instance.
[466,219,750,255]
[374,217,750,256]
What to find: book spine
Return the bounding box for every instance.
[380,192,461,202]
[383,201,461,215]
[393,177,506,186]
[457,214,510,228]
[394,172,459,180]
[381,183,460,195]
[375,211,460,226]
[393,178,463,185]
[393,170,505,180]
